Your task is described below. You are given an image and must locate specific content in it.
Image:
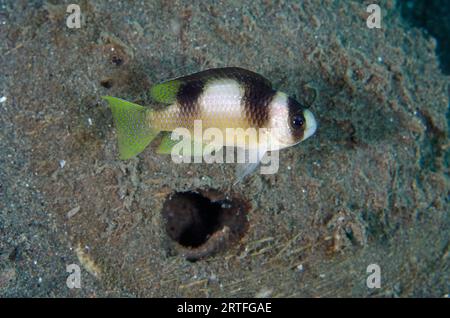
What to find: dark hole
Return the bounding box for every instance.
[111,55,123,66]
[344,227,355,243]
[100,79,113,89]
[163,192,222,247]
[161,190,249,256]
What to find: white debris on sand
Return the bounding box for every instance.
[255,287,273,298]
[66,206,80,219]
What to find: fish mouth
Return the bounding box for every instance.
[302,109,317,141]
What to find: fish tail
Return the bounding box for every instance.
[102,96,160,159]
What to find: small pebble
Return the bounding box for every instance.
[0,96,6,103]
[59,160,66,168]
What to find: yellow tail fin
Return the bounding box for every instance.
[102,96,160,159]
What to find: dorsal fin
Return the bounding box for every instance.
[150,67,273,104]
[149,80,182,104]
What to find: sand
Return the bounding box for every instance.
[0,0,448,297]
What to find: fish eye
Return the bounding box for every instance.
[291,114,305,130]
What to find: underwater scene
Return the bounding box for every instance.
[0,0,449,299]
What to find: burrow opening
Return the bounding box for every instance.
[161,190,249,260]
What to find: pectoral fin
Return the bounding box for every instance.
[157,132,181,154]
[234,147,267,184]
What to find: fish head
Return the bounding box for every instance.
[267,93,317,150]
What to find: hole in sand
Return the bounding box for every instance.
[100,78,113,89]
[161,190,249,260]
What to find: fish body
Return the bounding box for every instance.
[103,67,317,179]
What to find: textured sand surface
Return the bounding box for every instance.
[0,0,448,297]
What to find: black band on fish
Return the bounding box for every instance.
[242,83,276,128]
[176,80,204,118]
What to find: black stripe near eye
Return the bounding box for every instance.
[288,97,306,139]
[242,82,276,128]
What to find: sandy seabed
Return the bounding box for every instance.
[0,0,448,297]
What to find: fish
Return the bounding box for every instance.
[102,67,317,181]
